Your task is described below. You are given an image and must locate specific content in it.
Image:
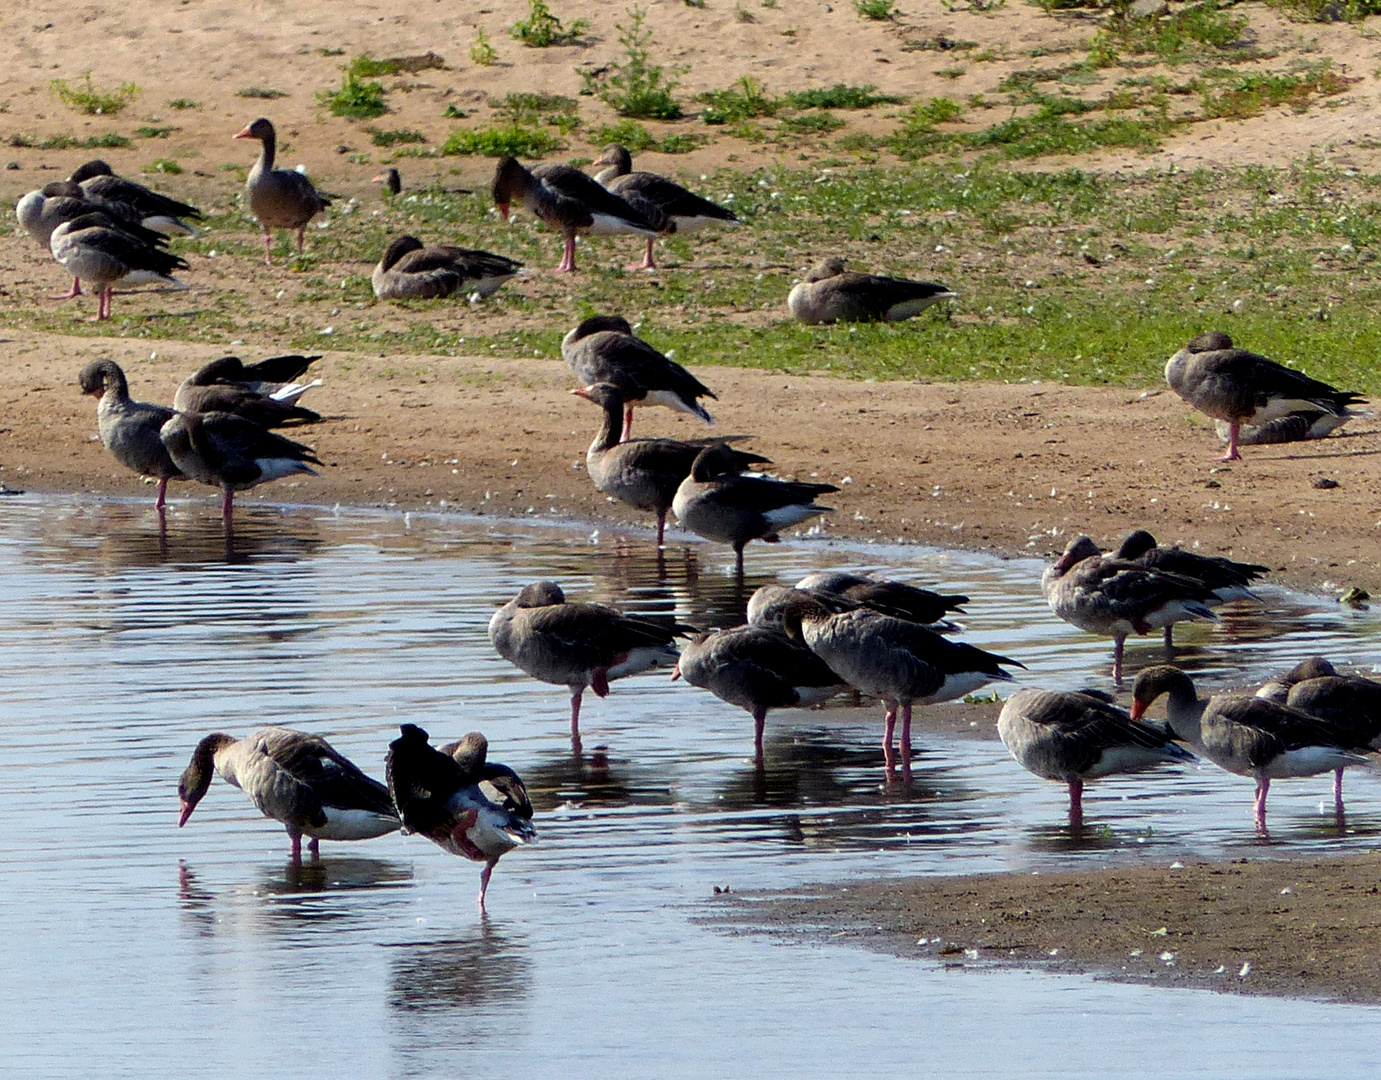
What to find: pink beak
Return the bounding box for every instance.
[178,799,195,827]
[497,202,511,222]
[233,126,253,140]
[1128,700,1147,722]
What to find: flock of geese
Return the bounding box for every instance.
[19,117,1381,908]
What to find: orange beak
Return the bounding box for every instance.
[233,126,253,140]
[497,202,511,222]
[570,386,594,401]
[1128,699,1146,722]
[670,663,682,681]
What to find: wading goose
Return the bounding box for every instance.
[78,359,183,511]
[1041,535,1219,684]
[672,443,839,576]
[787,257,955,325]
[563,316,716,440]
[373,167,402,198]
[780,594,1022,775]
[174,357,320,426]
[50,212,188,320]
[490,155,657,272]
[673,625,847,764]
[177,727,400,860]
[572,382,768,546]
[1131,665,1367,833]
[371,235,523,301]
[69,159,203,235]
[1275,662,1381,810]
[234,117,331,265]
[159,410,321,526]
[386,724,536,912]
[176,354,322,405]
[591,143,739,270]
[999,687,1195,826]
[1164,331,1365,461]
[488,581,689,749]
[795,570,968,629]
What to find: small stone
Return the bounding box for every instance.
[1130,0,1169,16]
[1312,477,1339,490]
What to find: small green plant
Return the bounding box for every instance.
[579,6,683,120]
[167,98,200,110]
[443,104,468,119]
[320,47,346,57]
[366,126,428,146]
[684,0,706,7]
[735,5,757,21]
[236,86,288,99]
[9,131,132,150]
[143,158,183,174]
[470,29,498,66]
[348,54,400,78]
[783,84,904,109]
[590,119,707,152]
[510,0,588,46]
[778,111,845,135]
[1199,62,1355,119]
[495,92,581,132]
[700,76,780,123]
[319,72,388,119]
[51,74,140,116]
[854,0,895,18]
[441,124,563,156]
[134,125,176,139]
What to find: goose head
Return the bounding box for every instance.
[1049,535,1102,578]
[378,235,425,272]
[1129,665,1203,743]
[593,143,633,176]
[178,733,236,826]
[234,116,275,143]
[78,358,128,401]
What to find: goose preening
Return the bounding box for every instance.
[386,724,536,912]
[1131,665,1367,833]
[1164,331,1365,461]
[787,258,956,325]
[572,381,768,546]
[175,353,322,404]
[177,727,400,860]
[1041,535,1219,684]
[372,235,523,301]
[159,410,321,526]
[673,625,847,765]
[69,159,203,236]
[174,356,321,426]
[779,594,1023,775]
[563,315,716,440]
[49,212,189,320]
[234,117,331,265]
[373,167,402,197]
[491,155,658,272]
[591,143,739,270]
[998,687,1195,827]
[672,443,839,576]
[795,570,968,629]
[746,584,843,630]
[1256,656,1338,704]
[78,359,183,512]
[488,581,690,749]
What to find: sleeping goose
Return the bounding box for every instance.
[69,159,203,236]
[49,212,188,320]
[1164,331,1365,461]
[998,687,1195,826]
[572,381,768,546]
[386,724,536,912]
[591,143,739,270]
[563,315,716,440]
[672,625,847,765]
[1256,656,1338,703]
[174,356,320,426]
[234,117,331,265]
[78,359,183,512]
[371,235,522,301]
[491,155,658,272]
[795,570,968,629]
[1131,665,1367,833]
[1268,661,1381,811]
[787,257,956,325]
[175,353,322,405]
[1041,535,1219,684]
[177,727,401,860]
[672,443,839,576]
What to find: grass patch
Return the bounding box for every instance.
[50,74,140,116]
[366,126,428,147]
[471,31,498,66]
[237,87,288,99]
[510,0,589,46]
[579,5,683,119]
[1199,62,1356,119]
[589,120,708,152]
[494,92,581,132]
[783,84,905,110]
[1270,0,1381,19]
[1092,1,1249,66]
[8,131,131,150]
[168,98,200,110]
[700,76,781,124]
[441,124,564,156]
[134,125,176,139]
[319,72,388,120]
[778,111,846,135]
[142,158,183,175]
[348,54,401,78]
[855,0,895,17]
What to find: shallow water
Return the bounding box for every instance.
[3,496,1380,1078]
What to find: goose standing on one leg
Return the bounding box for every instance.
[1276,663,1381,814]
[234,117,331,266]
[78,359,183,513]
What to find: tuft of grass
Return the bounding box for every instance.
[700,76,781,124]
[470,30,499,66]
[50,74,140,116]
[142,158,183,175]
[1199,62,1356,119]
[589,119,708,152]
[441,124,563,156]
[1092,1,1248,66]
[579,5,683,120]
[510,0,588,46]
[134,125,176,139]
[168,98,200,110]
[237,86,288,99]
[854,0,895,17]
[783,84,904,110]
[495,92,581,132]
[9,131,132,150]
[778,111,845,135]
[366,126,428,147]
[319,72,388,119]
[347,54,400,78]
[1270,0,1381,19]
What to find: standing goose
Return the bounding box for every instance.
[1131,665,1367,833]
[780,594,1023,775]
[1164,331,1365,461]
[49,212,188,320]
[159,410,321,526]
[572,382,768,546]
[69,159,203,236]
[747,584,846,630]
[673,625,847,765]
[787,257,955,325]
[490,155,658,272]
[386,724,536,912]
[672,443,839,576]
[488,581,689,750]
[795,570,968,629]
[998,687,1195,827]
[177,727,401,860]
[78,359,183,512]
[176,353,322,404]
[174,357,320,426]
[1277,663,1381,810]
[1041,535,1219,684]
[371,235,523,301]
[563,315,717,440]
[591,143,739,270]
[234,117,331,266]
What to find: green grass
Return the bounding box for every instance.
[700,77,780,124]
[1199,62,1356,119]
[319,72,388,119]
[441,124,564,156]
[589,119,707,152]
[1091,1,1250,66]
[366,126,428,147]
[236,87,288,99]
[510,0,589,46]
[168,98,200,110]
[1271,0,1381,19]
[347,54,399,78]
[854,0,895,17]
[8,131,131,150]
[50,74,140,116]
[142,158,183,175]
[471,30,498,66]
[494,93,581,133]
[777,111,846,135]
[579,5,683,119]
[134,125,176,139]
[783,84,905,110]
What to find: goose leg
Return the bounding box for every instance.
[295,227,306,256]
[1334,766,1345,812]
[734,544,746,581]
[753,706,767,766]
[656,509,667,548]
[1221,423,1242,462]
[261,228,274,267]
[621,406,634,443]
[288,829,303,862]
[155,477,170,512]
[51,277,83,299]
[307,837,320,858]
[1163,625,1174,651]
[557,234,577,273]
[1068,779,1084,831]
[1253,777,1270,834]
[569,687,584,753]
[633,236,657,271]
[899,703,913,768]
[94,287,112,321]
[222,487,235,526]
[1112,635,1126,685]
[882,705,897,774]
[478,859,498,912]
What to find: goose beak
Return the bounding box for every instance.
[497,202,511,223]
[1128,699,1147,722]
[233,126,253,140]
[570,386,594,401]
[670,663,682,682]
[178,799,195,827]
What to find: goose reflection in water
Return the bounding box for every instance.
[388,923,532,1020]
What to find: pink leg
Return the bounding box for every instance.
[632,236,657,271]
[51,277,83,299]
[1221,422,1242,462]
[556,234,577,273]
[569,687,584,754]
[1253,776,1270,834]
[221,487,234,525]
[155,476,169,512]
[262,229,274,267]
[753,707,766,766]
[1334,767,1345,811]
[1068,778,1084,831]
[295,227,306,255]
[621,406,634,443]
[478,859,497,912]
[289,830,303,862]
[1112,635,1126,686]
[94,287,112,321]
[307,837,320,857]
[882,705,897,775]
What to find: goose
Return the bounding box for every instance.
[488,581,690,749]
[373,167,402,198]
[49,212,188,320]
[1041,535,1219,684]
[371,235,523,301]
[234,117,331,265]
[672,443,839,576]
[1131,665,1367,833]
[1272,661,1381,810]
[174,357,320,426]
[747,584,843,630]
[1256,656,1338,703]
[78,359,183,512]
[787,257,955,325]
[159,410,321,526]
[998,687,1195,826]
[572,382,768,546]
[591,143,739,270]
[1164,331,1365,461]
[386,724,536,912]
[672,625,847,764]
[1215,410,1361,447]
[779,593,1023,774]
[177,727,401,860]
[490,155,658,272]
[795,570,968,629]
[175,353,322,405]
[563,315,716,440]
[69,159,203,236]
